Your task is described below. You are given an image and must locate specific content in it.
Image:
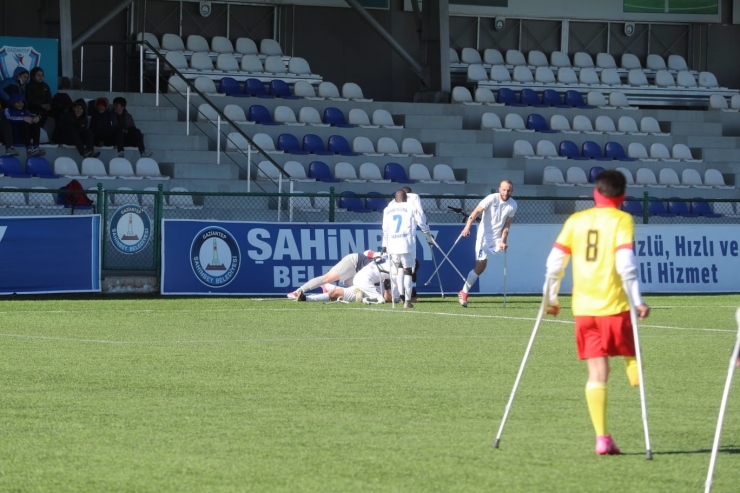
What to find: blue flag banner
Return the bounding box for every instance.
[161,220,476,295]
[0,215,101,294]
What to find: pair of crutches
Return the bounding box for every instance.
[493,279,653,460]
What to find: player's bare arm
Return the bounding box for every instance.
[461,205,484,237]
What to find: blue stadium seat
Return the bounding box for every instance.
[26,157,60,178]
[327,135,359,156]
[691,199,721,218]
[542,89,568,108]
[648,197,675,217]
[308,161,340,182]
[302,134,333,155]
[323,107,354,128]
[604,142,635,162]
[667,198,698,217]
[0,156,31,177]
[588,166,605,183]
[621,197,643,216]
[366,191,389,212]
[497,88,524,106]
[269,79,298,99]
[339,191,371,212]
[565,90,591,108]
[520,88,546,107]
[277,134,308,154]
[384,163,415,183]
[527,113,556,133]
[218,77,246,97]
[559,140,589,160]
[245,78,273,98]
[582,141,612,161]
[248,104,280,125]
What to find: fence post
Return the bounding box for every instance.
[642,191,649,225]
[156,184,164,276]
[289,180,294,223]
[186,86,190,135]
[139,45,143,93]
[109,45,113,92]
[99,183,108,270]
[277,175,282,222]
[329,187,335,223]
[156,57,160,107]
[216,115,221,164]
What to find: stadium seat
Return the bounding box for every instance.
[327,135,359,156]
[481,112,507,131]
[26,157,60,178]
[588,166,605,183]
[384,163,414,183]
[461,47,483,64]
[211,36,234,54]
[466,65,488,83]
[691,199,721,218]
[277,134,308,154]
[225,132,250,151]
[251,133,282,153]
[334,162,364,182]
[609,91,634,109]
[636,168,665,187]
[109,157,140,179]
[193,77,219,95]
[550,115,575,133]
[318,82,347,100]
[564,90,590,108]
[542,89,566,107]
[672,144,701,162]
[483,48,505,65]
[543,166,571,186]
[452,86,475,104]
[165,51,188,71]
[667,198,697,217]
[402,138,432,157]
[54,157,86,178]
[283,161,315,182]
[136,32,160,51]
[566,166,590,185]
[520,88,545,107]
[323,107,353,127]
[579,68,600,85]
[550,51,571,67]
[264,56,288,74]
[573,115,599,133]
[294,81,320,99]
[249,105,280,124]
[246,79,272,98]
[0,186,31,207]
[168,187,202,210]
[113,187,140,206]
[604,142,634,161]
[433,164,464,184]
[353,136,381,156]
[513,140,538,159]
[449,48,460,64]
[490,65,513,84]
[618,116,646,135]
[270,79,298,99]
[302,134,333,155]
[372,109,402,128]
[640,117,668,136]
[556,67,578,85]
[505,113,532,132]
[582,141,611,161]
[378,137,407,156]
[558,140,588,160]
[621,197,644,216]
[366,192,389,212]
[681,168,710,188]
[135,158,169,180]
[299,107,328,126]
[659,168,688,188]
[600,68,621,86]
[628,69,649,87]
[595,116,622,134]
[259,38,282,56]
[506,49,527,66]
[216,53,239,72]
[81,157,114,179]
[536,140,564,159]
[628,143,654,161]
[513,66,534,84]
[667,54,688,71]
[616,167,641,188]
[440,195,463,213]
[308,161,340,182]
[161,33,185,51]
[535,65,557,83]
[587,91,609,108]
[197,104,219,123]
[348,108,377,127]
[731,95,740,110]
[648,197,675,217]
[655,70,677,88]
[497,88,523,106]
[621,54,641,69]
[218,77,243,96]
[646,54,666,71]
[287,57,315,76]
[474,87,500,105]
[709,94,730,111]
[409,163,439,183]
[273,106,301,125]
[29,186,62,208]
[418,193,440,212]
[186,35,210,53]
[574,52,595,68]
[704,169,734,189]
[650,143,678,161]
[676,70,698,88]
[359,162,390,183]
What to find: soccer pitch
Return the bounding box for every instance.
[624,0,718,14]
[2,294,740,492]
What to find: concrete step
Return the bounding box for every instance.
[418,128,477,144]
[434,142,492,158]
[137,120,188,134]
[670,121,722,136]
[160,162,240,180]
[146,133,208,151]
[701,148,740,162]
[404,114,462,130]
[686,135,740,149]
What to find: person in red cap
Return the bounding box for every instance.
[89,97,117,148]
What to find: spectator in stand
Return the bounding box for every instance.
[89,97,117,147]
[53,98,99,158]
[112,97,152,158]
[24,67,53,128]
[3,94,45,157]
[0,67,30,106]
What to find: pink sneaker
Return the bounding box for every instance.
[595,435,621,455]
[321,284,328,293]
[458,290,468,308]
[287,289,303,300]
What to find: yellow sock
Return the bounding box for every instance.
[625,357,639,387]
[585,382,608,437]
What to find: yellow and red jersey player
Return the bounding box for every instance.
[544,169,650,456]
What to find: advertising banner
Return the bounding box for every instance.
[0,215,101,294]
[0,36,58,95]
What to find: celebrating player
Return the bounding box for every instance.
[287,250,381,301]
[458,180,517,307]
[303,256,394,303]
[401,186,426,302]
[382,190,433,309]
[543,169,650,456]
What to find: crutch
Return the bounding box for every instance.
[493,279,550,449]
[429,246,445,298]
[624,282,653,460]
[429,237,467,284]
[503,248,508,308]
[705,307,740,493]
[384,257,396,309]
[424,233,463,286]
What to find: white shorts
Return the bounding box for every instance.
[353,277,382,301]
[475,236,502,261]
[390,253,415,269]
[339,287,360,303]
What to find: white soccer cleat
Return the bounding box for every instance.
[287,289,302,300]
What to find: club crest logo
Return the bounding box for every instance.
[110,204,151,254]
[191,226,240,288]
[0,46,41,79]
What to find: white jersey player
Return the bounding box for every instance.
[402,186,426,301]
[382,190,432,309]
[458,180,517,307]
[304,256,394,303]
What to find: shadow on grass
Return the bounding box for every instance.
[654,446,740,456]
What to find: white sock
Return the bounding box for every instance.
[404,275,413,300]
[300,276,326,293]
[306,293,330,302]
[396,271,405,298]
[463,270,478,293]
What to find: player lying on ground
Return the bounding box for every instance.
[287,250,381,301]
[302,256,394,303]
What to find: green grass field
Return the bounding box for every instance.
[624,0,718,13]
[1,294,740,492]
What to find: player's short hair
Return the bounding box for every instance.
[401,186,412,193]
[595,169,626,197]
[394,190,407,202]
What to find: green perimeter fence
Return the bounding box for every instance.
[2,186,739,272]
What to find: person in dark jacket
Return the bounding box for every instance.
[53,98,98,158]
[89,97,117,147]
[24,67,53,127]
[1,109,16,156]
[0,66,30,106]
[112,97,152,158]
[3,94,45,157]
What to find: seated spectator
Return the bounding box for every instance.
[53,98,99,158]
[112,97,152,158]
[89,97,117,147]
[24,67,53,127]
[0,67,30,106]
[3,94,45,157]
[1,110,17,156]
